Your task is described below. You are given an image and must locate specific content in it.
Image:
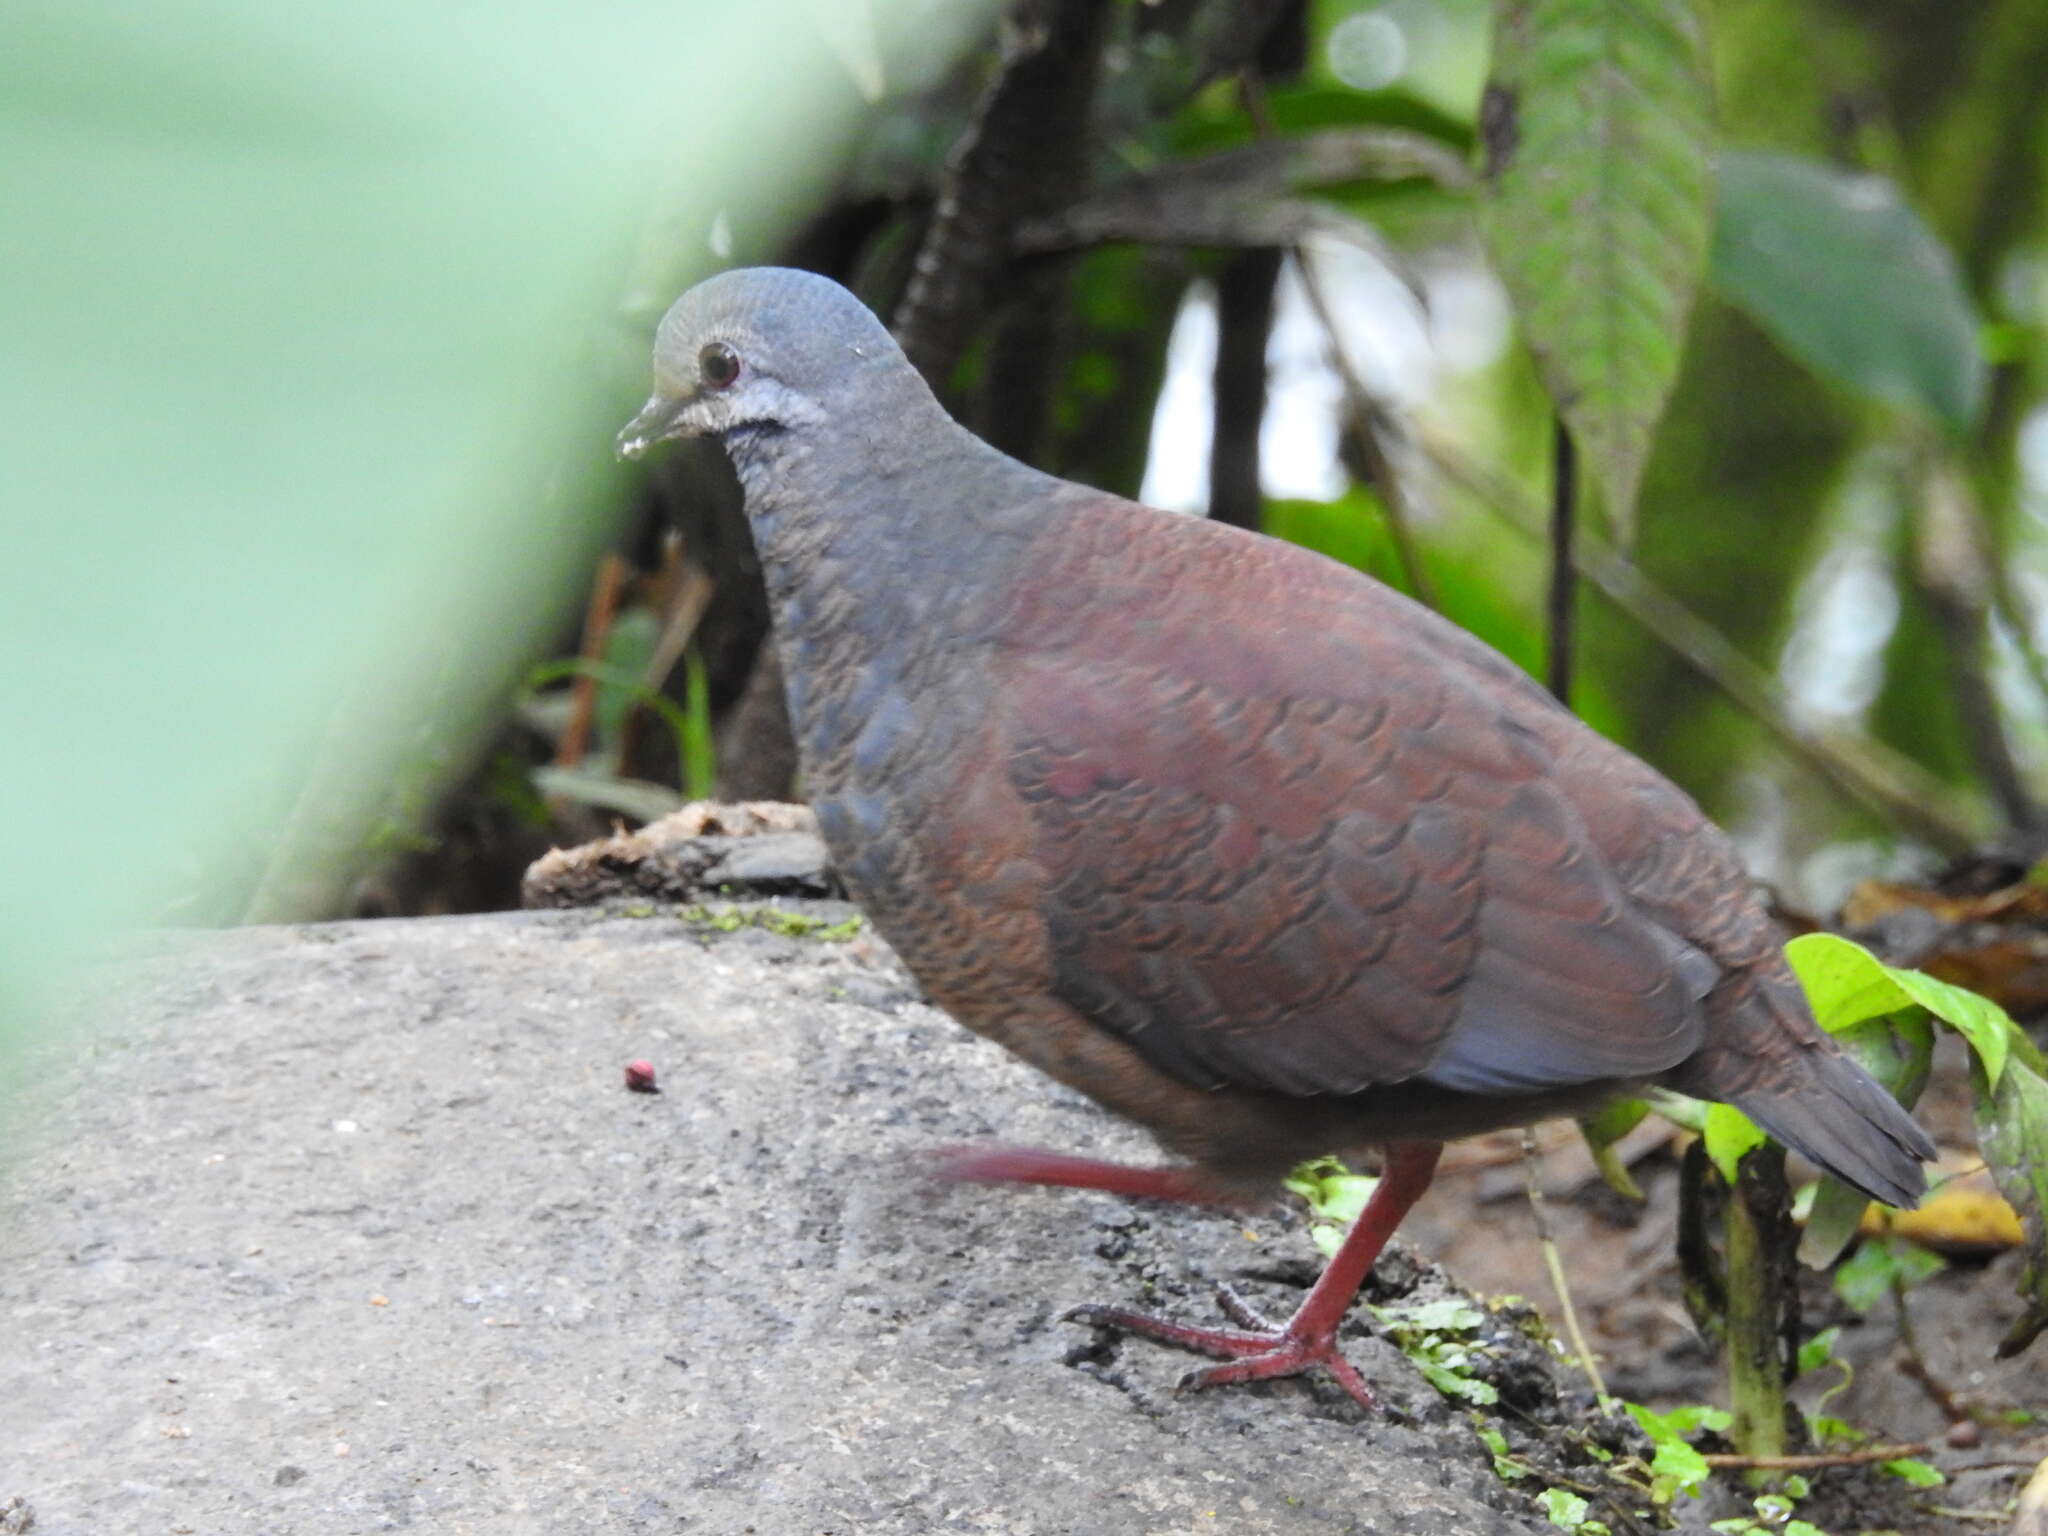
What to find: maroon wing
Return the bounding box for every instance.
[987,496,1720,1100]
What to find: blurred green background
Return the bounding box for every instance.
[0,0,985,1059]
[6,0,2045,1068]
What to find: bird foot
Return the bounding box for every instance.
[1064,1283,1378,1411]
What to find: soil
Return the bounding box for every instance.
[1408,1041,2041,1532]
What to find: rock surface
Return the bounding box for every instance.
[1,907,1548,1534]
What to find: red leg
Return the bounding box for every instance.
[931,1144,1242,1206]
[1064,1142,1444,1411]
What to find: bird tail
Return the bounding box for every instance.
[1677,967,1934,1210]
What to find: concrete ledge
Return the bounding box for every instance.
[2,908,1541,1534]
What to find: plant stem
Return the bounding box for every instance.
[1724,1146,1795,1478]
[1289,248,1436,608]
[1522,1130,1613,1410]
[561,552,629,770]
[1895,1266,1970,1426]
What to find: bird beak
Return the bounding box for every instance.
[615,391,692,461]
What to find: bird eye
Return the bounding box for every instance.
[698,342,741,390]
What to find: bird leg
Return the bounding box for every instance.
[932,1144,1245,1206]
[1062,1141,1444,1411]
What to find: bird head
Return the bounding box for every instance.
[615,267,905,462]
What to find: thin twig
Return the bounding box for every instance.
[1909,1505,2012,1524]
[1522,1129,1614,1411]
[1235,73,1436,609]
[1912,1506,2012,1524]
[1946,1457,2048,1472]
[559,553,629,770]
[1416,427,1984,854]
[1895,1269,1970,1426]
[1013,128,1474,255]
[1290,252,1437,607]
[1915,450,2043,833]
[1701,1442,1930,1470]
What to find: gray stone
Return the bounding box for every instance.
[1,908,1543,1534]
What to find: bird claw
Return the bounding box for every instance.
[1213,1282,1276,1332]
[1061,1297,1378,1411]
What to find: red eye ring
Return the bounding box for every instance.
[699,341,741,390]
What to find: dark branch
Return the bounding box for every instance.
[1015,129,1471,257]
[1547,417,1577,705]
[1207,250,1282,530]
[890,0,1113,386]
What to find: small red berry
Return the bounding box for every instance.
[624,1059,659,1094]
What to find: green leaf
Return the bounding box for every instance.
[1783,932,1917,1033]
[1795,1326,1840,1377]
[1628,1400,1730,1439]
[529,765,685,824]
[1542,1487,1591,1528]
[1419,1357,1499,1404]
[596,606,662,751]
[1974,1053,2048,1356]
[528,655,712,816]
[680,647,717,802]
[1786,932,2015,1088]
[1284,1156,1378,1223]
[1481,0,1715,543]
[1703,1102,1766,1184]
[1286,1155,1379,1259]
[1650,1437,1711,1494]
[1833,1237,1945,1314]
[1175,82,1478,160]
[1808,1414,1860,1446]
[1831,1011,1939,1107]
[1473,1417,1529,1480]
[1387,1297,1486,1334]
[1880,1457,1945,1488]
[1799,1177,1871,1270]
[1265,493,1408,585]
[1623,1401,1722,1496]
[1710,151,1986,435]
[1580,1098,1651,1199]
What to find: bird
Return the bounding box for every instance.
[617,266,1933,1410]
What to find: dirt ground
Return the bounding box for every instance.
[1405,1038,2043,1532]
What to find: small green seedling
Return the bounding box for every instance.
[1878,1457,1944,1489]
[1708,1476,1826,1536]
[1540,1487,1609,1534]
[1369,1297,1498,1405]
[1624,1400,1729,1503]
